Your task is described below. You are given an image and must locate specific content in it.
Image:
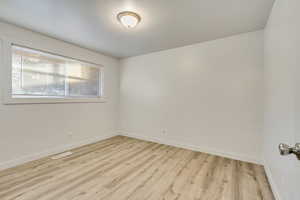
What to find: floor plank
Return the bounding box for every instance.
[0,136,275,200]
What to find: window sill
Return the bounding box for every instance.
[3,96,107,105]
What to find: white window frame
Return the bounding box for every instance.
[1,38,106,104]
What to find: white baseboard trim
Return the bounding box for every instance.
[263,159,282,200]
[119,131,262,165]
[0,133,117,171]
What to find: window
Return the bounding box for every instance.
[3,44,105,104]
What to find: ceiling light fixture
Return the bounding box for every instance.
[117,11,141,29]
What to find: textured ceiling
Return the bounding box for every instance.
[0,0,274,58]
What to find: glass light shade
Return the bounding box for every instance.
[117,11,141,28]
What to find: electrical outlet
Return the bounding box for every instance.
[68,132,73,138]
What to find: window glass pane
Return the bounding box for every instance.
[11,45,101,98]
[67,62,100,97]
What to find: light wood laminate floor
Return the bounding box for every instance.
[0,136,275,200]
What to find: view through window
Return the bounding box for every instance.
[12,45,101,98]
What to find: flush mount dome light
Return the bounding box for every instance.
[117,11,141,28]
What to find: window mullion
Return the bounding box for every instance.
[64,64,69,97]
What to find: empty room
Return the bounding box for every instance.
[0,0,299,199]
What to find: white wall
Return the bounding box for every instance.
[120,31,264,163]
[264,1,300,200]
[0,22,120,169]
